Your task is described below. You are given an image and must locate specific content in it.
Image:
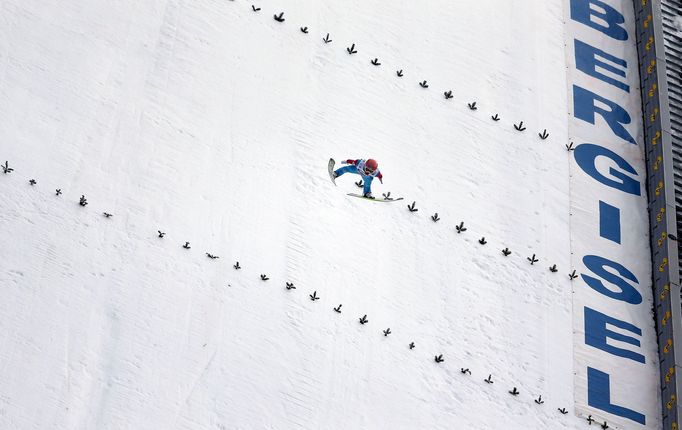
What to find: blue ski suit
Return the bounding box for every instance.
[334,159,383,196]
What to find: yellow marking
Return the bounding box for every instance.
[648,59,656,74]
[648,83,658,97]
[659,257,669,272]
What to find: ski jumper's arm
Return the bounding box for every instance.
[376,171,383,184]
[343,159,359,165]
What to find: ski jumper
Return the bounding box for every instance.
[334,159,383,196]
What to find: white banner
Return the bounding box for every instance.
[564,0,661,428]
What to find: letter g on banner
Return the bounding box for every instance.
[574,143,641,195]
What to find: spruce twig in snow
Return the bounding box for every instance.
[444,90,453,99]
[601,422,609,430]
[396,69,403,77]
[566,142,575,151]
[309,291,319,301]
[419,80,429,88]
[587,415,594,424]
[158,230,166,238]
[55,189,62,196]
[508,387,519,396]
[300,26,308,34]
[383,328,391,336]
[484,374,493,384]
[502,247,511,256]
[549,264,558,272]
[434,354,444,363]
[468,101,477,110]
[407,201,418,212]
[273,12,285,22]
[491,113,500,121]
[431,213,440,222]
[183,242,191,249]
[355,180,363,188]
[569,270,578,280]
[558,407,568,415]
[260,274,269,281]
[514,121,526,131]
[234,261,241,270]
[206,253,219,259]
[370,58,381,66]
[534,395,544,404]
[79,195,88,206]
[286,282,295,290]
[539,129,549,140]
[346,43,357,54]
[103,212,113,218]
[409,342,415,349]
[323,33,332,44]
[29,179,36,186]
[455,222,466,233]
[2,161,13,174]
[251,5,260,12]
[527,254,538,265]
[478,237,487,245]
[334,304,342,313]
[359,314,368,324]
[460,368,471,375]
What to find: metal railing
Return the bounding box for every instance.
[634,0,682,428]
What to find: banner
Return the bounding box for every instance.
[564,0,661,428]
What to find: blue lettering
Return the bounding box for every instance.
[599,201,621,243]
[574,144,641,195]
[581,255,642,304]
[585,307,644,363]
[570,0,628,40]
[588,367,646,424]
[574,85,636,144]
[575,39,629,92]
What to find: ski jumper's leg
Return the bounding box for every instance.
[334,165,358,177]
[363,176,374,194]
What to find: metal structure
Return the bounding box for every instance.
[634,0,682,428]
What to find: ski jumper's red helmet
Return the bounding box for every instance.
[364,159,378,175]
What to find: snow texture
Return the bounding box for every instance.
[0,0,645,429]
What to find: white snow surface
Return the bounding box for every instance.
[0,0,600,429]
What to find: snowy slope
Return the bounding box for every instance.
[0,0,619,429]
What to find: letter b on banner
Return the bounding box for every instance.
[570,0,628,40]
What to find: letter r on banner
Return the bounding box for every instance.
[573,85,636,144]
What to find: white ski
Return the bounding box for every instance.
[328,158,337,186]
[347,193,404,202]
